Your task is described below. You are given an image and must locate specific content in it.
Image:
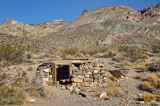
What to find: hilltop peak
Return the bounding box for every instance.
[2,19,19,25]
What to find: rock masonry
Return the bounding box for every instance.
[37,64,53,86]
[65,62,112,94]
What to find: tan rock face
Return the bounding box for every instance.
[0,19,58,38]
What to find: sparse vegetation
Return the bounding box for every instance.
[0,66,46,105]
[151,41,160,53]
[118,45,148,62]
[105,86,121,96]
[0,37,30,66]
[142,93,156,102]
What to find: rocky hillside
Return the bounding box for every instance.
[30,18,67,30]
[32,4,160,53]
[61,6,142,29]
[0,4,160,53]
[0,19,57,38]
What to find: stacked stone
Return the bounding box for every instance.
[69,62,111,93]
[37,66,53,86]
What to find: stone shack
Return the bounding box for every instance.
[37,58,90,87]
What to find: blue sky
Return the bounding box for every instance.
[0,0,159,24]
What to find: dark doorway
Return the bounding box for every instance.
[57,65,70,85]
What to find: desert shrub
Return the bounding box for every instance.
[29,89,40,97]
[142,74,160,91]
[111,75,117,81]
[108,49,117,57]
[151,42,160,53]
[156,72,160,78]
[80,47,109,56]
[61,47,79,55]
[147,61,160,72]
[146,75,158,88]
[142,81,153,91]
[105,86,121,96]
[136,64,147,71]
[118,45,147,62]
[0,86,25,105]
[92,91,101,97]
[27,67,33,71]
[142,93,156,102]
[0,38,30,65]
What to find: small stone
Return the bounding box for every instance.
[79,91,86,97]
[84,78,93,82]
[28,99,36,103]
[70,86,73,92]
[85,74,90,78]
[89,74,93,79]
[74,87,80,94]
[94,74,99,80]
[150,100,158,106]
[72,83,77,87]
[72,78,83,83]
[44,68,50,72]
[139,101,145,104]
[82,82,90,87]
[76,70,83,76]
[77,83,82,88]
[76,75,84,79]
[99,91,108,100]
[43,78,49,81]
[61,85,66,90]
[124,77,128,79]
[93,70,99,74]
[66,84,71,90]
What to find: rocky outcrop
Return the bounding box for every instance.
[140,3,160,25]
[82,9,88,15]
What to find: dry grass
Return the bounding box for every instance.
[136,64,147,71]
[142,93,156,102]
[142,81,153,90]
[105,86,121,96]
[140,54,150,59]
[146,75,158,88]
[136,74,143,79]
[156,72,160,78]
[92,91,101,97]
[29,89,40,97]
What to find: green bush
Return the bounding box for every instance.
[0,86,25,105]
[0,37,29,65]
[118,45,147,62]
[151,42,160,53]
[61,47,79,55]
